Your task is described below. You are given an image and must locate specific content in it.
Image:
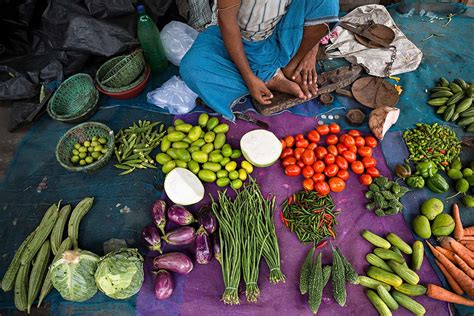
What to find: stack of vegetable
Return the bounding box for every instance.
[281,190,339,244]
[299,247,358,314]
[423,203,474,306]
[142,200,219,300]
[412,198,455,239]
[360,230,427,315]
[1,197,94,312]
[70,135,109,165]
[280,124,381,195]
[211,177,285,304]
[426,77,473,132]
[114,120,166,175]
[155,114,257,190]
[446,158,474,208]
[365,176,409,216]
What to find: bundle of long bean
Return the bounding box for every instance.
[281,191,338,244]
[114,120,166,175]
[402,123,461,170]
[249,178,286,284]
[241,187,262,302]
[211,191,242,305]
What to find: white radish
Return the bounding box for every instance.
[164,168,204,205]
[240,129,282,167]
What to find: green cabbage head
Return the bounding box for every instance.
[50,249,100,302]
[95,248,144,299]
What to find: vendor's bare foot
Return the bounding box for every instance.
[267,70,306,100]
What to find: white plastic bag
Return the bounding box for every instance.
[147,76,198,114]
[160,21,199,66]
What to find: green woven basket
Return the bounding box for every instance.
[100,49,145,88]
[96,63,147,93]
[47,73,99,123]
[56,122,115,173]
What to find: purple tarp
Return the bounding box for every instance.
[137,112,449,316]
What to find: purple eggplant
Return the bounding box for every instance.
[153,252,194,274]
[198,206,218,234]
[141,225,162,253]
[154,270,174,300]
[168,205,196,226]
[151,200,167,235]
[162,226,196,246]
[212,233,221,264]
[195,226,212,264]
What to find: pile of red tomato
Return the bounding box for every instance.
[280,123,381,196]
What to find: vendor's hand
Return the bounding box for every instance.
[246,75,273,105]
[291,50,318,86]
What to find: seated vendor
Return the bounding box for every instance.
[180,0,339,119]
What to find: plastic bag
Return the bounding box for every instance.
[160,21,198,66]
[147,76,197,114]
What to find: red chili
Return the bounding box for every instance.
[328,227,336,239]
[440,149,446,154]
[288,195,293,205]
[279,212,288,227]
[316,240,328,249]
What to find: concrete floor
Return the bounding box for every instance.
[0,106,27,180]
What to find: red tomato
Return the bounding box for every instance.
[296,139,309,148]
[280,139,286,150]
[280,148,293,159]
[329,123,341,134]
[312,160,325,173]
[307,142,318,151]
[324,153,336,165]
[343,135,355,147]
[329,177,346,192]
[285,165,301,176]
[362,156,377,168]
[358,146,373,157]
[355,136,365,147]
[337,169,350,181]
[307,130,321,143]
[365,136,378,148]
[302,149,315,165]
[315,181,330,196]
[294,148,305,160]
[360,174,373,186]
[312,172,325,182]
[348,130,361,137]
[327,145,338,156]
[336,143,347,154]
[316,124,330,136]
[326,135,339,145]
[284,135,295,148]
[282,157,296,167]
[324,164,339,178]
[302,165,315,179]
[297,161,305,168]
[339,134,348,144]
[303,178,314,191]
[366,167,380,178]
[342,150,356,163]
[347,144,358,153]
[315,147,328,160]
[351,161,364,175]
[295,134,304,141]
[335,156,348,170]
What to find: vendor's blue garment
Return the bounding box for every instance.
[180,0,339,120]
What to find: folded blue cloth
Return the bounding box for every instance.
[180,0,339,120]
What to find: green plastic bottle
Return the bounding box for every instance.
[136,4,168,73]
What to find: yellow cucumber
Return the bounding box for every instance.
[367,266,403,287]
[386,233,412,254]
[358,276,391,291]
[367,290,392,316]
[394,283,426,296]
[387,260,420,285]
[362,230,391,249]
[391,291,426,315]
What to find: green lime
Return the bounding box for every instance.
[463,168,473,177]
[74,143,81,149]
[98,137,107,144]
[229,170,239,180]
[71,156,80,163]
[420,198,444,220]
[91,141,99,147]
[85,156,94,164]
[92,135,98,141]
[79,159,86,166]
[88,146,94,153]
[79,152,87,159]
[84,140,91,147]
[94,145,103,152]
[101,148,108,154]
[91,152,101,159]
[79,146,87,153]
[72,149,79,155]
